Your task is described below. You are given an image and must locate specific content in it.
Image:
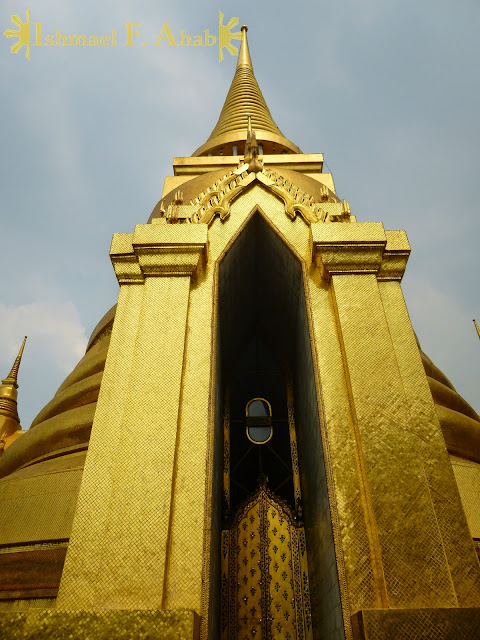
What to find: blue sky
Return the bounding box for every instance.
[1,0,479,428]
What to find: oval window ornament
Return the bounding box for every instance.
[246,398,273,444]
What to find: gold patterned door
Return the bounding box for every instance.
[221,484,312,640]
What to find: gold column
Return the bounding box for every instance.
[57,223,207,613]
[311,223,480,625]
[377,231,480,606]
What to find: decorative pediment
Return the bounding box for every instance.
[157,166,353,228]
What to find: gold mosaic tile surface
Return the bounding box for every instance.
[58,273,199,609]
[0,465,82,544]
[310,223,480,628]
[57,284,145,609]
[379,281,480,606]
[0,609,199,639]
[331,272,457,607]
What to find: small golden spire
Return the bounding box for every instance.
[2,336,27,389]
[236,25,252,70]
[0,337,27,451]
[474,319,480,340]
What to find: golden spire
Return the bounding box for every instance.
[474,319,480,340]
[193,26,301,157]
[236,25,252,69]
[0,337,27,442]
[2,336,27,389]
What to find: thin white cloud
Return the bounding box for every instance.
[0,301,87,374]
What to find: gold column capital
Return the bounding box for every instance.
[312,222,386,281]
[110,224,208,283]
[377,230,410,282]
[311,222,410,281]
[110,233,143,284]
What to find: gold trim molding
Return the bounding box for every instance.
[110,224,208,282]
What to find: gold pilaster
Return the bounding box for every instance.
[311,222,480,619]
[57,224,207,616]
[378,275,480,605]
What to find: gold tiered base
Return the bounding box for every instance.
[351,608,480,639]
[1,607,479,639]
[0,609,199,639]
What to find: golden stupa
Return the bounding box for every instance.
[0,26,479,640]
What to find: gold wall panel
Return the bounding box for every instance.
[207,345,225,640]
[58,225,208,616]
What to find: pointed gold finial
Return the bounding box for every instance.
[474,319,480,340]
[0,337,27,452]
[244,114,254,160]
[236,25,252,70]
[3,336,27,389]
[244,114,263,173]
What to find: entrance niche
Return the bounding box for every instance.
[213,211,344,640]
[221,334,311,640]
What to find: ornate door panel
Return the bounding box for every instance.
[221,486,312,640]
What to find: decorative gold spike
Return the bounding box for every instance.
[474,319,480,340]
